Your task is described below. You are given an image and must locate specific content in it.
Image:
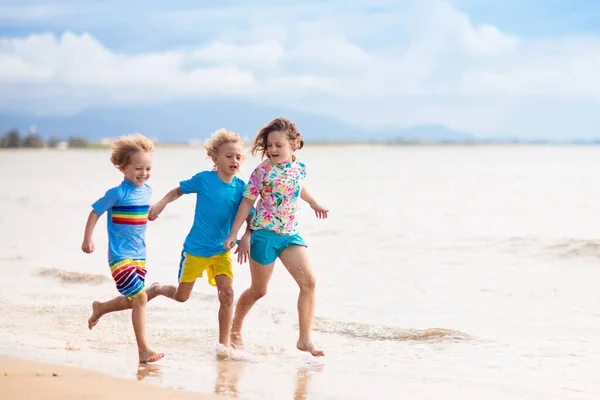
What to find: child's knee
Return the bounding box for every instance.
[300,275,316,292]
[174,290,190,303]
[250,286,268,300]
[218,287,234,306]
[133,291,148,306]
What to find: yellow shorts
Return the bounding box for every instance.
[178,251,233,286]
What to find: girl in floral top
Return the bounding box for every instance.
[224,117,328,357]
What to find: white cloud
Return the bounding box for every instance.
[0,32,257,113]
[1,0,599,138]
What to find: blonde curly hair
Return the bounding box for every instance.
[110,133,155,169]
[204,128,246,160]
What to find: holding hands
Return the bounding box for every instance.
[148,201,166,221]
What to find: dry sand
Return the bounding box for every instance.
[0,356,222,400]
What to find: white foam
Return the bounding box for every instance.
[214,343,252,361]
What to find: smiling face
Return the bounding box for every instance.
[120,151,152,186]
[266,131,294,164]
[212,142,244,179]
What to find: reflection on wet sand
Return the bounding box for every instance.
[136,363,162,381]
[213,359,323,399]
[294,364,323,400]
[214,360,244,398]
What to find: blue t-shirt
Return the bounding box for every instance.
[180,171,251,257]
[92,179,152,262]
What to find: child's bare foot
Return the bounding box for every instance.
[297,339,325,357]
[139,349,165,364]
[230,332,244,349]
[216,344,231,360]
[87,301,102,330]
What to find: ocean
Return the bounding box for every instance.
[0,145,599,399]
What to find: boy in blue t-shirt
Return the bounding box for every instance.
[149,129,253,355]
[82,133,164,364]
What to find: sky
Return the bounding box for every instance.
[0,0,599,139]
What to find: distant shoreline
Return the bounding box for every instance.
[1,141,599,151]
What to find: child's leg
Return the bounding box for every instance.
[230,260,275,348]
[157,282,195,302]
[279,245,324,357]
[88,282,162,329]
[131,291,164,363]
[215,275,234,347]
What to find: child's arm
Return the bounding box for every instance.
[148,187,183,221]
[82,210,100,253]
[224,198,255,250]
[301,186,329,219]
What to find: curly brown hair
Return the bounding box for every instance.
[110,133,155,169]
[251,117,304,159]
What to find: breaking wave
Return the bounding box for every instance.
[543,239,600,259]
[38,268,109,284]
[313,317,471,342]
[491,237,600,260]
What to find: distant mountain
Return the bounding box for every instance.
[2,101,598,144]
[0,100,368,143]
[386,124,475,143]
[0,99,482,144]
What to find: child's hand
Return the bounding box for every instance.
[235,233,251,264]
[148,202,165,221]
[82,238,95,254]
[310,202,329,219]
[223,234,237,250]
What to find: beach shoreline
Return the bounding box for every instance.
[0,355,222,400]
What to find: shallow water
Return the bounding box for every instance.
[1,145,599,399]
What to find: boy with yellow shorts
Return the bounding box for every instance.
[149,129,253,352]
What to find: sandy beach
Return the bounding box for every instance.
[0,356,221,400]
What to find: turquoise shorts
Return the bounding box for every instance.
[250,229,307,265]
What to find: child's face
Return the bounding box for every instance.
[266,131,293,164]
[213,142,244,177]
[120,151,153,186]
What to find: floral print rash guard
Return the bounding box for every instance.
[243,159,307,235]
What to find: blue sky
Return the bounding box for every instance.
[1,0,599,139]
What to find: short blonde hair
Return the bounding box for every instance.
[204,128,245,158]
[110,133,155,169]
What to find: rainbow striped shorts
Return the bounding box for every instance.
[109,259,147,299]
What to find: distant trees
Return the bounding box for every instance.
[47,136,62,148]
[0,129,89,149]
[68,137,88,148]
[1,130,23,148]
[23,132,45,148]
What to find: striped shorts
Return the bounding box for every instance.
[109,259,147,299]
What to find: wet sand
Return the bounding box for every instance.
[0,356,221,400]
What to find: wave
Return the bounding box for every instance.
[38,268,109,284]
[312,317,471,342]
[177,297,471,343]
[488,237,600,260]
[544,239,600,259]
